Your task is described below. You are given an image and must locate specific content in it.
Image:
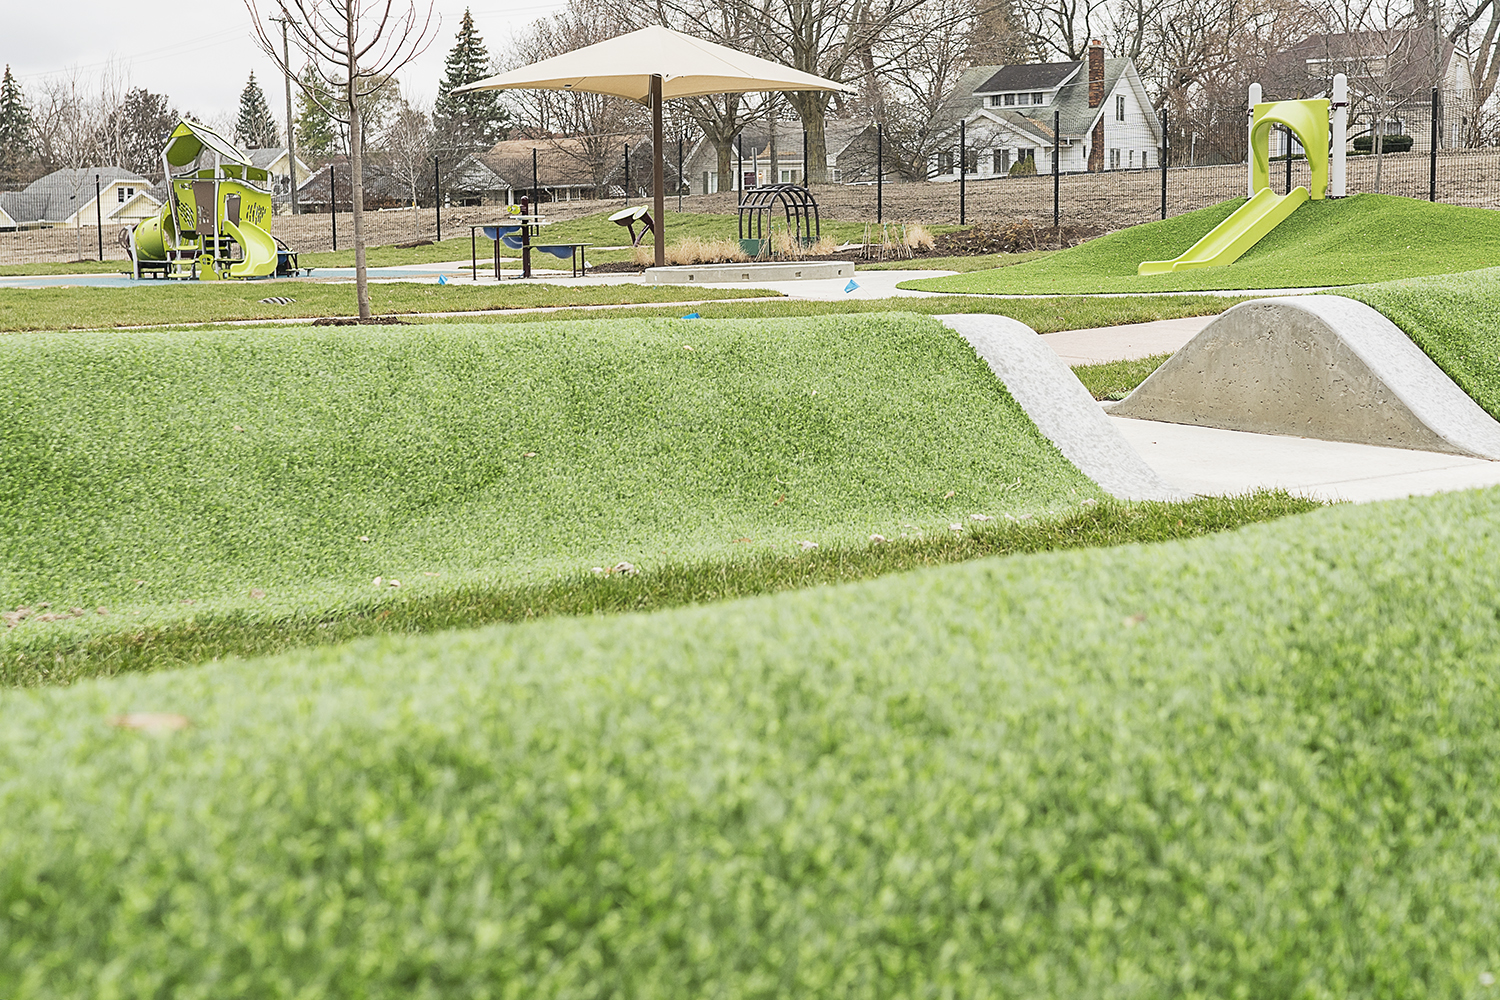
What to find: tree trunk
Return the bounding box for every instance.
[346,0,371,321]
[789,92,830,183]
[1373,111,1384,194]
[713,139,733,193]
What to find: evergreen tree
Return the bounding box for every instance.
[235,71,280,149]
[0,65,36,187]
[433,9,509,156]
[294,65,337,157]
[105,88,177,178]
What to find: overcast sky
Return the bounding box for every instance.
[5,1,567,126]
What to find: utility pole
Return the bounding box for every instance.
[272,17,300,214]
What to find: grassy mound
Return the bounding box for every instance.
[0,313,1097,679]
[1343,266,1500,420]
[5,485,1500,996]
[903,193,1500,294]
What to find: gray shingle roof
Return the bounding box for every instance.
[975,61,1083,95]
[0,166,150,223]
[965,58,1144,142]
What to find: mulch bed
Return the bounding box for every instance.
[311,316,408,326]
[584,222,1105,274]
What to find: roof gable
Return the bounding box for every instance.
[975,61,1082,95]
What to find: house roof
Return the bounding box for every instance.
[974,61,1082,95]
[0,167,151,223]
[1271,25,1462,95]
[959,57,1146,143]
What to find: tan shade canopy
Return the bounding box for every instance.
[453,25,849,102]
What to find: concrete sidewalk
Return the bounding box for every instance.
[1111,416,1500,502]
[1042,316,1215,364]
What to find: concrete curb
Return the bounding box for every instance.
[1108,295,1500,460]
[938,314,1190,502]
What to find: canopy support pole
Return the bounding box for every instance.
[652,74,666,268]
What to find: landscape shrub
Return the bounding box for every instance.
[1008,156,1038,176]
[1353,134,1414,153]
[4,485,1500,996]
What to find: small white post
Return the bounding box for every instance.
[1248,82,1262,198]
[1331,73,1348,198]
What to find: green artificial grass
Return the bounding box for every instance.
[857,250,1052,272]
[0,259,130,276]
[7,484,1500,997]
[0,280,775,332]
[902,193,1500,294]
[419,293,1244,335]
[6,491,1318,687]
[1341,266,1500,420]
[1072,353,1173,400]
[0,313,1100,676]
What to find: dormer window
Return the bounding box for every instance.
[1004,93,1016,106]
[1032,92,1045,104]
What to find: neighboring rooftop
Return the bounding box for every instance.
[975,61,1083,95]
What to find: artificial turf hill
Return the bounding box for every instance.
[0,312,1100,682]
[5,479,1500,997]
[904,193,1500,294]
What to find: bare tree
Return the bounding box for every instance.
[381,96,433,236]
[246,0,438,321]
[502,1,651,192]
[877,0,985,179]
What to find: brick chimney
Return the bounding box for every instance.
[1087,40,1105,108]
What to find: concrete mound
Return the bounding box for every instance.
[1108,295,1500,459]
[939,314,1189,501]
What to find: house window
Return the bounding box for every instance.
[994,148,1011,173]
[963,148,978,172]
[1004,93,1016,106]
[117,186,134,203]
[1110,148,1121,169]
[1018,148,1035,165]
[1142,149,1149,168]
[1032,92,1044,105]
[988,95,1002,107]
[1129,150,1135,168]
[1116,95,1125,121]
[937,151,955,174]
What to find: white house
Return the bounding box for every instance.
[246,147,313,206]
[0,167,161,230]
[682,120,881,193]
[933,41,1162,180]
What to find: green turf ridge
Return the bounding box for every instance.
[1339,266,1500,421]
[5,484,1500,996]
[856,250,1052,272]
[1071,353,1173,400]
[0,280,777,332]
[0,312,1101,667]
[4,491,1320,687]
[901,193,1500,295]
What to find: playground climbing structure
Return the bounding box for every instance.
[128,120,289,281]
[1139,76,1348,276]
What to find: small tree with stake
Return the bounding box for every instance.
[245,0,437,322]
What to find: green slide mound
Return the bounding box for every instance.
[0,314,1097,672]
[4,483,1500,996]
[902,194,1500,295]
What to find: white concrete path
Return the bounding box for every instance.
[1111,416,1500,503]
[1042,316,1215,364]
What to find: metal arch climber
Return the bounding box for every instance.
[737,183,821,248]
[1250,98,1331,199]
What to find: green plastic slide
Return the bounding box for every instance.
[1138,186,1309,275]
[223,218,277,279]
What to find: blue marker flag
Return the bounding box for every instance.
[681,312,700,319]
[437,275,447,285]
[844,279,859,293]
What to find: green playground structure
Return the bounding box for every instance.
[127,120,295,281]
[1139,76,1349,276]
